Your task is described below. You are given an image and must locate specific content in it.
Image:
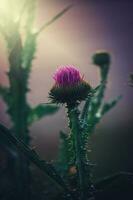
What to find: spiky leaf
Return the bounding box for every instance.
[101,96,122,116]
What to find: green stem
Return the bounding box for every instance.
[86,64,109,135]
[67,105,90,199]
[6,23,31,200]
[81,94,91,122]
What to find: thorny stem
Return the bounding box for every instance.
[86,64,109,135]
[66,104,92,199]
[6,22,31,200]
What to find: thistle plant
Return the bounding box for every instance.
[0,52,121,200]
[49,53,121,199]
[0,0,72,199]
[50,66,92,199]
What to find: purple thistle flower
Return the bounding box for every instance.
[49,65,91,105]
[53,65,83,87]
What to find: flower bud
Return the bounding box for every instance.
[92,51,110,66]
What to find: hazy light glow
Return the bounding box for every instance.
[0,0,26,23]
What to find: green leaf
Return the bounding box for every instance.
[28,104,59,125]
[0,124,69,193]
[101,95,122,116]
[37,4,73,35]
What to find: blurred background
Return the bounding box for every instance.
[0,0,133,180]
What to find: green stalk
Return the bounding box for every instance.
[67,105,92,199]
[5,22,31,199]
[0,1,73,199]
[85,64,109,135]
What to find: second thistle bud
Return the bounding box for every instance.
[92,51,110,66]
[92,51,111,81]
[49,65,91,106]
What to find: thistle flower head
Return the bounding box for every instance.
[49,65,91,105]
[53,65,82,87]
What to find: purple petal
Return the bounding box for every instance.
[53,65,82,87]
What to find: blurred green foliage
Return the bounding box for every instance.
[0,0,72,199]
